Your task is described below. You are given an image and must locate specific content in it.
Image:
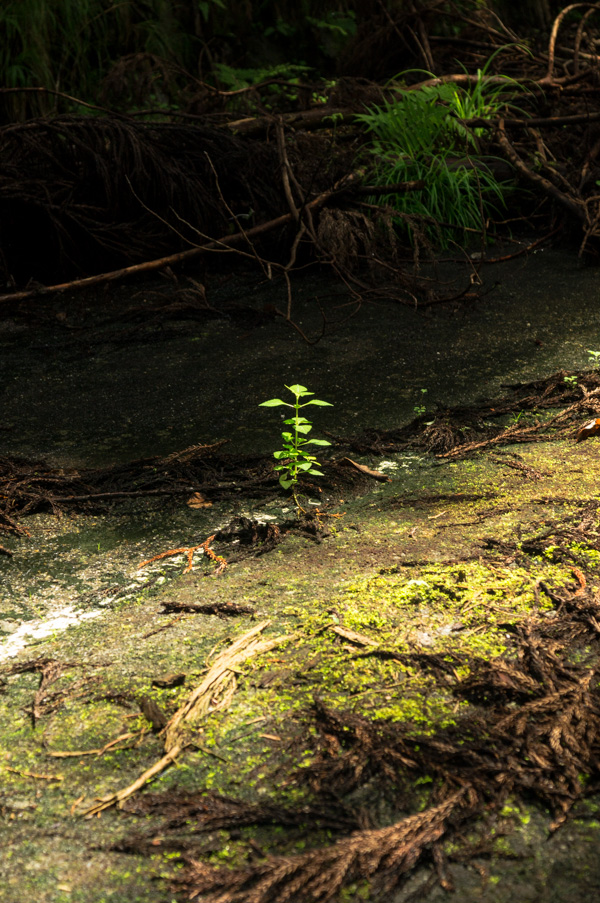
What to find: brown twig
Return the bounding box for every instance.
[5,767,63,781]
[46,731,142,758]
[0,179,357,305]
[80,621,295,816]
[545,3,598,81]
[0,85,125,117]
[573,5,600,74]
[138,544,206,573]
[495,120,587,223]
[341,457,391,482]
[275,118,300,222]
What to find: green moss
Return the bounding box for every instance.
[3,437,600,900]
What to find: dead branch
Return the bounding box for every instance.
[80,621,295,816]
[0,85,122,117]
[0,178,359,305]
[495,120,587,223]
[341,457,391,482]
[225,108,353,136]
[545,3,600,81]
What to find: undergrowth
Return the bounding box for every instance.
[357,54,528,248]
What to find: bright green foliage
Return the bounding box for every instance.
[587,349,600,369]
[259,384,332,491]
[356,54,527,248]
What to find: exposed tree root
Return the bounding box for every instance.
[338,369,600,458]
[80,621,295,816]
[171,579,600,903]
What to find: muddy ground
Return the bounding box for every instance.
[1,250,600,902]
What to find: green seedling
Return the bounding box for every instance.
[414,388,428,415]
[587,349,600,369]
[259,385,332,501]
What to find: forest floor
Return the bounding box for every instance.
[1,249,600,903]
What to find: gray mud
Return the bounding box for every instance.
[1,247,600,903]
[1,244,598,466]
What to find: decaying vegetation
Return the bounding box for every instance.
[0,367,598,537]
[4,3,600,321]
[4,5,600,902]
[171,580,600,903]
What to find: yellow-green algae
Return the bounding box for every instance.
[2,438,600,900]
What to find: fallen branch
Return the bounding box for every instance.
[495,119,587,223]
[80,621,295,816]
[0,177,361,305]
[5,767,63,782]
[330,625,378,647]
[47,731,141,758]
[225,107,354,136]
[163,621,291,751]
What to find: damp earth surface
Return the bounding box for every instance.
[1,248,600,902]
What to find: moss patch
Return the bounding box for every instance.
[2,438,600,901]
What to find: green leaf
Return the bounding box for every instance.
[297,461,313,471]
[279,476,294,489]
[259,399,289,407]
[273,451,290,460]
[283,417,311,426]
[304,399,333,406]
[286,384,309,396]
[296,424,312,434]
[281,432,293,442]
[305,438,331,446]
[308,468,324,476]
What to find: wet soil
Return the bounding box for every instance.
[1,243,599,467]
[1,249,600,903]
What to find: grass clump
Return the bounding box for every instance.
[357,54,527,248]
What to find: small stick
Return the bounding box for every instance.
[0,176,363,305]
[342,457,391,482]
[47,731,141,758]
[138,544,205,572]
[6,767,63,781]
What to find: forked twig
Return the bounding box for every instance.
[79,622,295,816]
